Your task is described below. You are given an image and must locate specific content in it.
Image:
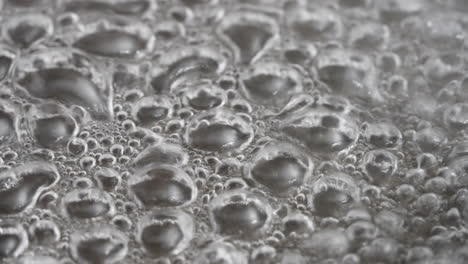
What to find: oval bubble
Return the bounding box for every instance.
[137,208,194,257]
[70,225,128,264]
[208,189,273,237]
[130,165,197,208]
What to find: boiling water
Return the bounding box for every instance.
[0,0,467,263]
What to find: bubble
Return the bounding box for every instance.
[0,223,28,258]
[16,51,112,120]
[0,162,59,215]
[377,0,424,22]
[283,212,315,236]
[316,48,382,103]
[252,245,276,263]
[346,221,378,247]
[339,0,370,7]
[154,20,186,40]
[287,7,343,41]
[2,13,53,49]
[244,141,313,195]
[195,241,248,264]
[443,103,468,131]
[17,255,60,264]
[94,168,121,191]
[137,209,194,257]
[150,46,226,94]
[133,142,189,168]
[185,108,253,153]
[65,0,153,16]
[0,99,19,143]
[26,103,79,149]
[348,22,390,51]
[413,193,441,216]
[29,219,60,244]
[0,54,13,82]
[176,81,226,111]
[301,228,350,259]
[358,237,400,263]
[414,127,446,152]
[62,188,114,219]
[130,165,197,208]
[278,250,309,264]
[361,150,398,185]
[75,31,140,57]
[363,122,403,148]
[406,246,434,263]
[131,96,172,125]
[216,11,279,64]
[311,172,359,218]
[209,189,272,237]
[70,225,128,264]
[240,61,302,108]
[280,104,359,155]
[374,210,405,237]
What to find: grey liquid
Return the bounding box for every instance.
[0,0,466,263]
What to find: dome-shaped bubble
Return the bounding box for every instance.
[316,48,382,104]
[414,127,447,152]
[2,13,53,49]
[194,240,248,264]
[133,141,189,169]
[361,122,402,149]
[129,165,197,208]
[131,95,173,126]
[286,7,343,42]
[185,108,254,154]
[443,103,468,131]
[301,228,350,259]
[311,172,359,218]
[64,0,155,17]
[361,149,398,185]
[0,47,15,83]
[17,255,59,264]
[244,141,313,195]
[0,222,28,259]
[280,104,359,156]
[240,61,302,108]
[283,212,315,236]
[15,49,113,120]
[0,99,20,144]
[3,0,54,9]
[348,22,390,51]
[377,0,424,23]
[70,225,128,264]
[150,45,226,94]
[94,168,121,191]
[26,103,79,149]
[176,81,226,111]
[61,188,115,219]
[446,140,468,163]
[216,11,279,64]
[209,189,272,237]
[28,219,60,244]
[67,16,155,59]
[137,208,194,257]
[0,162,59,215]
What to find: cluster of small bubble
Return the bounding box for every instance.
[2,0,468,263]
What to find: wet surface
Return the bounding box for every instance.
[1,0,468,263]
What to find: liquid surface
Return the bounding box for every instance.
[0,0,466,263]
